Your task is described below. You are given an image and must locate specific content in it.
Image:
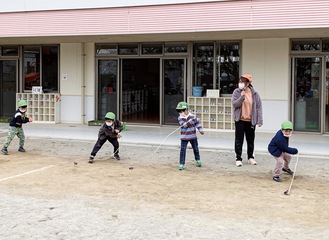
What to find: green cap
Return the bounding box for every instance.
[281,120,293,130]
[105,112,115,120]
[18,100,28,107]
[176,101,188,110]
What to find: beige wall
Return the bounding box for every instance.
[241,38,290,131]
[242,38,290,100]
[59,43,96,123]
[60,43,83,96]
[84,43,95,97]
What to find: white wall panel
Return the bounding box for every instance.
[242,38,290,100]
[261,100,289,132]
[60,96,81,123]
[242,39,291,132]
[60,43,82,95]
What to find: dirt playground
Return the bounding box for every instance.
[0,136,328,240]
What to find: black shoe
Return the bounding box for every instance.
[88,156,94,164]
[114,154,120,160]
[282,168,294,175]
[273,176,282,182]
[18,147,26,152]
[1,148,8,155]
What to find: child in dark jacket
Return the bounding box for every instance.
[268,120,298,182]
[2,100,33,155]
[88,112,123,163]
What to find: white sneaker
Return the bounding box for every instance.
[248,158,257,165]
[236,160,242,167]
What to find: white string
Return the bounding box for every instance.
[152,126,181,155]
[286,154,299,195]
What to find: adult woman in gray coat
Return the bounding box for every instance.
[232,74,263,167]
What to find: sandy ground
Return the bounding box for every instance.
[0,136,329,240]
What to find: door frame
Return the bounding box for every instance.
[0,59,19,117]
[95,57,120,120]
[161,57,187,125]
[291,55,324,133]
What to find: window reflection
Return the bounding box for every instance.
[193,43,214,96]
[218,42,240,94]
[23,46,40,91]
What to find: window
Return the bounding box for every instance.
[193,43,214,95]
[23,46,40,91]
[218,42,240,94]
[164,43,188,54]
[1,46,19,57]
[192,41,240,96]
[118,44,138,55]
[42,46,58,92]
[291,40,320,52]
[23,45,59,92]
[142,43,163,55]
[96,44,118,55]
[322,40,329,52]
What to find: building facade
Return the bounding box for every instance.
[1,0,329,133]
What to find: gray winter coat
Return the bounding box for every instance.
[232,87,263,126]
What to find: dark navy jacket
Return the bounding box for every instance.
[268,130,298,157]
[9,109,30,128]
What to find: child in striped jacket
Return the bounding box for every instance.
[176,101,204,170]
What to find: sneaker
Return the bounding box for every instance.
[282,168,294,175]
[196,160,202,167]
[248,158,257,165]
[88,156,94,164]
[273,176,282,182]
[236,160,242,167]
[18,147,26,152]
[178,164,184,170]
[1,148,8,155]
[114,154,120,160]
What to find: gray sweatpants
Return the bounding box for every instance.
[273,152,291,177]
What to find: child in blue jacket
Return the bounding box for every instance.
[268,121,298,182]
[176,101,204,170]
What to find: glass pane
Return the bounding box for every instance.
[0,60,16,117]
[322,40,329,52]
[1,46,19,56]
[164,43,188,53]
[23,46,40,91]
[193,43,214,96]
[291,40,320,51]
[163,59,184,124]
[294,57,321,132]
[97,59,118,120]
[42,46,58,92]
[96,44,118,55]
[218,42,239,94]
[142,43,163,55]
[325,56,329,132]
[118,44,138,55]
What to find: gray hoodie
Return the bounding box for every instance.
[232,87,263,126]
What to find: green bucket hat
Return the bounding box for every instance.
[281,120,293,130]
[105,112,115,120]
[18,100,28,107]
[176,101,188,111]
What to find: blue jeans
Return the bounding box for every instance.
[179,139,200,165]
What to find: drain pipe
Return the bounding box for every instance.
[81,43,86,125]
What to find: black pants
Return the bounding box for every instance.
[234,120,255,161]
[90,137,119,156]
